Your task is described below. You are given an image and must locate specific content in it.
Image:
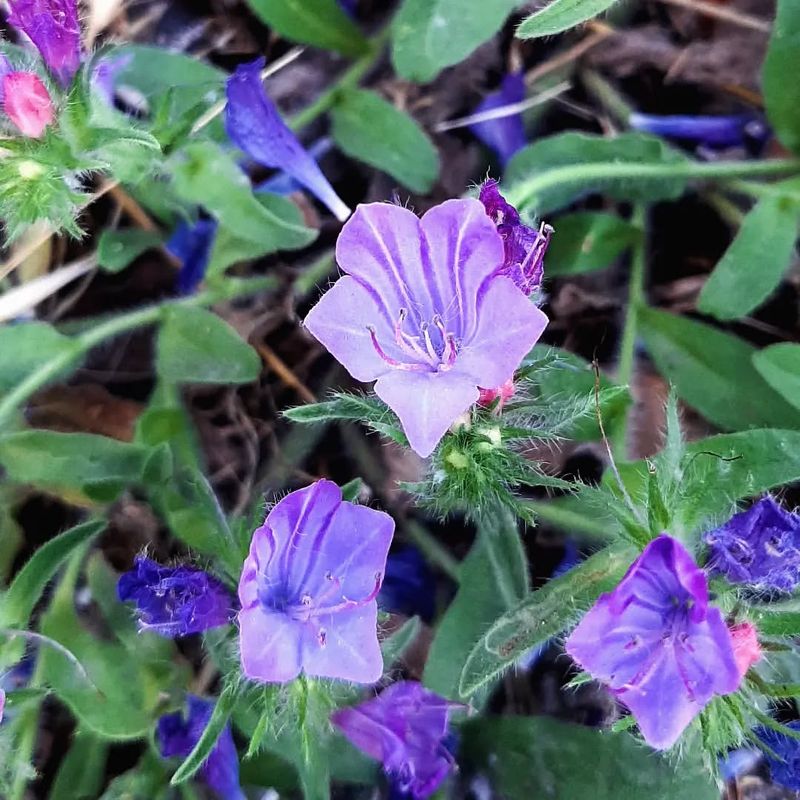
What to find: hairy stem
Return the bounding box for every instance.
[506,158,800,211]
[614,204,647,459]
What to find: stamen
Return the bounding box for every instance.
[309,573,383,618]
[441,334,458,370]
[421,323,440,362]
[367,326,429,372]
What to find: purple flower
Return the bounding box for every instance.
[704,497,800,593]
[479,179,552,297]
[754,721,800,790]
[565,535,740,750]
[304,198,548,457]
[0,689,5,724]
[469,72,526,167]
[629,112,769,151]
[331,681,457,799]
[238,480,394,684]
[225,59,350,222]
[167,218,218,295]
[157,695,244,800]
[7,0,82,87]
[117,556,236,637]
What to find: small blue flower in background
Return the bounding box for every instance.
[704,496,800,593]
[629,112,770,153]
[117,556,236,637]
[718,746,760,783]
[91,54,133,107]
[225,59,351,222]
[469,72,527,167]
[379,546,436,623]
[158,695,244,800]
[754,721,800,790]
[338,0,358,15]
[167,218,218,295]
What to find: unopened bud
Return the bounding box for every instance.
[3,72,55,138]
[478,379,515,409]
[17,159,45,179]
[729,621,761,678]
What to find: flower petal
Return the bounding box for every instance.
[303,500,394,598]
[335,203,438,329]
[616,645,707,750]
[262,480,343,591]
[454,276,547,388]
[304,275,399,382]
[419,198,505,339]
[469,72,526,167]
[301,604,382,683]
[375,370,478,458]
[238,606,303,683]
[225,59,350,221]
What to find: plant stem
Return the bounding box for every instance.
[0,276,276,427]
[506,157,800,211]
[288,28,391,132]
[614,204,647,460]
[405,521,461,582]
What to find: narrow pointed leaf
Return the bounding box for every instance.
[517,0,620,38]
[753,343,800,412]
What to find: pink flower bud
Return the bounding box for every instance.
[3,71,54,138]
[478,378,515,409]
[729,621,761,678]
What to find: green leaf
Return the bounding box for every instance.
[697,195,800,320]
[98,229,163,273]
[638,305,800,431]
[458,544,633,698]
[285,393,408,446]
[157,305,261,384]
[0,519,104,629]
[48,730,108,800]
[381,616,421,669]
[207,193,314,279]
[0,322,81,394]
[617,428,800,536]
[246,0,369,56]
[517,0,620,38]
[763,0,800,154]
[518,345,631,440]
[169,142,315,251]
[37,554,158,739]
[116,45,226,117]
[751,597,800,637]
[330,88,440,193]
[461,716,718,799]
[546,212,641,276]
[505,132,689,214]
[753,343,800,411]
[171,686,237,785]
[424,510,528,700]
[0,431,153,496]
[392,0,520,83]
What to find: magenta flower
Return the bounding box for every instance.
[304,198,548,457]
[238,480,394,684]
[225,59,350,222]
[469,72,526,167]
[7,0,82,87]
[0,688,4,724]
[331,681,457,799]
[705,496,800,592]
[157,695,244,800]
[565,535,740,750]
[479,179,551,297]
[117,557,236,637]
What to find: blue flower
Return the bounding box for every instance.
[117,556,236,637]
[225,59,350,222]
[469,72,526,167]
[157,695,244,800]
[704,496,800,593]
[754,721,800,790]
[167,218,218,295]
[629,112,769,151]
